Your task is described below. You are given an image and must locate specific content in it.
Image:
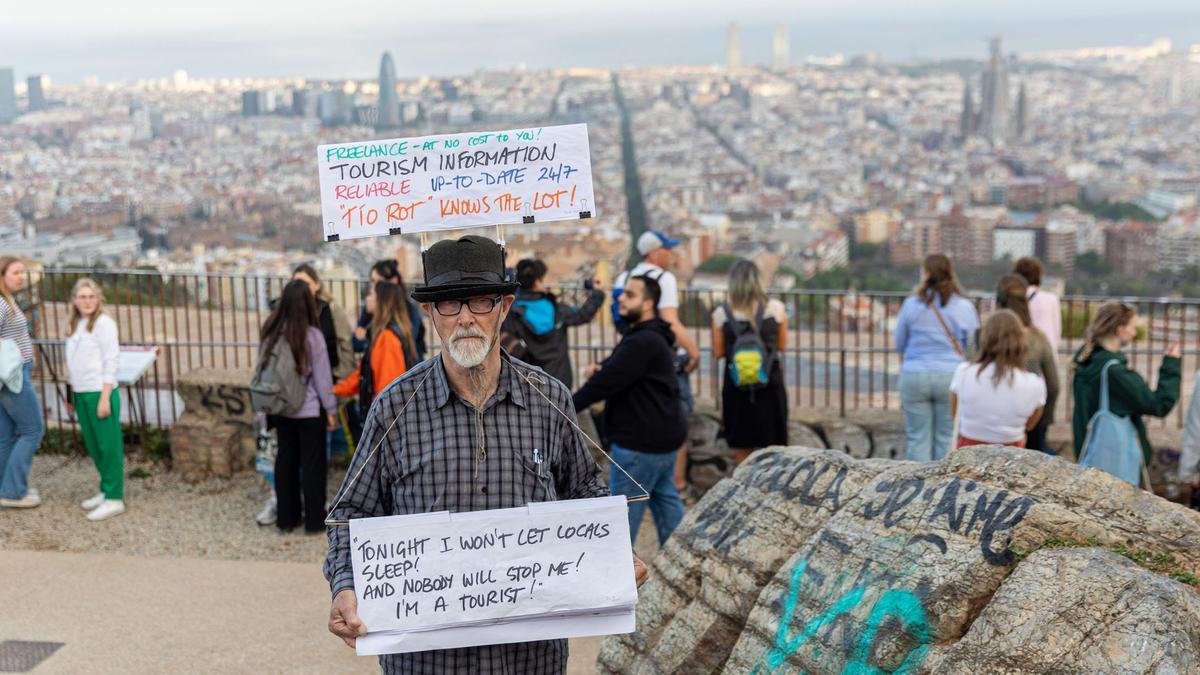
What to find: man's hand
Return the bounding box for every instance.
[591,277,605,292]
[683,350,700,374]
[633,554,650,588]
[1167,342,1182,359]
[329,589,367,648]
[326,414,338,432]
[585,363,602,379]
[354,326,368,341]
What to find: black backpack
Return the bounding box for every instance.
[723,303,775,391]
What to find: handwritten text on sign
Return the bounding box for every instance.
[317,123,596,241]
[348,496,636,636]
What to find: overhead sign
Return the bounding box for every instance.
[349,496,637,656]
[317,123,596,242]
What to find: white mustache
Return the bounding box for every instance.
[451,328,487,343]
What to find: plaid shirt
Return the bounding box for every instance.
[324,353,608,675]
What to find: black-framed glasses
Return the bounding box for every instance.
[433,295,503,317]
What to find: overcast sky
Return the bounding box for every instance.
[5,1,1200,82]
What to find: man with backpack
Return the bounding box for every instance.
[574,275,688,546]
[612,230,700,490]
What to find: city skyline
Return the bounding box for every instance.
[3,4,1200,83]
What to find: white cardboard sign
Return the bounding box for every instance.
[348,495,637,655]
[317,123,596,241]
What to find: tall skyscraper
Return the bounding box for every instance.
[960,79,975,139]
[377,52,400,130]
[978,36,1010,143]
[0,68,15,123]
[773,24,789,68]
[26,75,46,112]
[726,23,741,69]
[241,90,262,117]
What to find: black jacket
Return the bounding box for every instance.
[501,288,604,389]
[572,318,687,453]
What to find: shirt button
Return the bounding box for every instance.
[481,486,488,494]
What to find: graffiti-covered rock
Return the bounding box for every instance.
[722,446,1200,674]
[924,547,1200,673]
[786,420,826,450]
[605,444,1200,674]
[597,448,895,674]
[812,418,872,459]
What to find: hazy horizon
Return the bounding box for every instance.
[4,1,1200,83]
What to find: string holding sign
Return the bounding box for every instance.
[317,124,597,242]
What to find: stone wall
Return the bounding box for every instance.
[169,368,256,483]
[684,406,1190,502]
[601,445,1200,674]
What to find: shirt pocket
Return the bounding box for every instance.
[514,446,558,503]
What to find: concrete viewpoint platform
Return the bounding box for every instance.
[0,550,601,673]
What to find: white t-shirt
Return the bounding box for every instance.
[616,262,678,310]
[950,362,1047,444]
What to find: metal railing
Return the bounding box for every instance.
[20,268,1200,451]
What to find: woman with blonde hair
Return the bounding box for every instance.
[66,278,125,520]
[1072,301,1180,469]
[950,310,1046,448]
[333,281,416,422]
[995,274,1060,452]
[0,257,44,509]
[711,259,788,465]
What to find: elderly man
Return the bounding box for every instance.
[324,234,648,674]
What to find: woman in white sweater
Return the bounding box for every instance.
[65,279,125,521]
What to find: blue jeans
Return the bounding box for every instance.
[676,354,694,416]
[609,443,685,546]
[899,370,955,462]
[0,362,44,499]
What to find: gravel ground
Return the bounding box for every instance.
[4,453,667,564]
[2,454,337,563]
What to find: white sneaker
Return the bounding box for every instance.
[81,492,106,510]
[0,492,42,508]
[255,496,277,526]
[87,500,125,521]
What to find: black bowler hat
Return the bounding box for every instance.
[410,235,520,303]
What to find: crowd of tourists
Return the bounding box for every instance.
[895,253,1183,489]
[2,241,1198,529]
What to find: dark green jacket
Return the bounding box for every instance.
[1072,347,1180,464]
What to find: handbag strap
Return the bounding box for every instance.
[1099,359,1119,413]
[928,299,965,358]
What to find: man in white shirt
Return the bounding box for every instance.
[614,231,700,488]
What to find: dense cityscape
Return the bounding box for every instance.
[6,12,1200,674]
[1,29,1199,298]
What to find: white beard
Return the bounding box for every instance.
[446,326,495,369]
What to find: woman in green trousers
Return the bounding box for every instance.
[66,278,125,521]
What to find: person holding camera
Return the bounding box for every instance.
[500,258,605,388]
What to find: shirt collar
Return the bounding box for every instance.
[429,353,528,410]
